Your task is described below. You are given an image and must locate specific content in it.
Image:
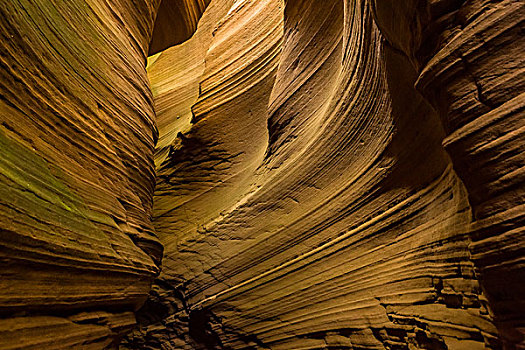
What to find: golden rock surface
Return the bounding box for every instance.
[0,0,523,349]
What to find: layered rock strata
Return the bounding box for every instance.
[0,0,523,349]
[372,0,525,346]
[0,0,204,348]
[127,0,523,349]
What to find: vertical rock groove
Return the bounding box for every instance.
[149,0,212,55]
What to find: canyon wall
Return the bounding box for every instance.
[0,0,204,348]
[0,0,523,349]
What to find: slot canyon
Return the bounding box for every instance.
[0,0,523,349]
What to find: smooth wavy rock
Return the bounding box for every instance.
[1,0,523,349]
[372,0,525,346]
[127,0,523,349]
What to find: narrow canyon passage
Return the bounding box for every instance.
[0,0,523,349]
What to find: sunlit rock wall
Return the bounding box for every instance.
[126,0,523,349]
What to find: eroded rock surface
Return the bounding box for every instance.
[1,0,523,349]
[126,0,523,349]
[0,0,202,348]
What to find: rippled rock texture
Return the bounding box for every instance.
[0,0,163,348]
[1,0,523,349]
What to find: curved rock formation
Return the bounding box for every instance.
[0,0,205,348]
[126,0,523,349]
[372,1,525,346]
[149,0,211,55]
[1,0,523,349]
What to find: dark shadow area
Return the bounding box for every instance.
[149,0,210,55]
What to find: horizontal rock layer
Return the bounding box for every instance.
[373,0,525,346]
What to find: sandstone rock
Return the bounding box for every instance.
[149,0,211,55]
[0,0,205,347]
[1,0,523,349]
[129,0,523,348]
